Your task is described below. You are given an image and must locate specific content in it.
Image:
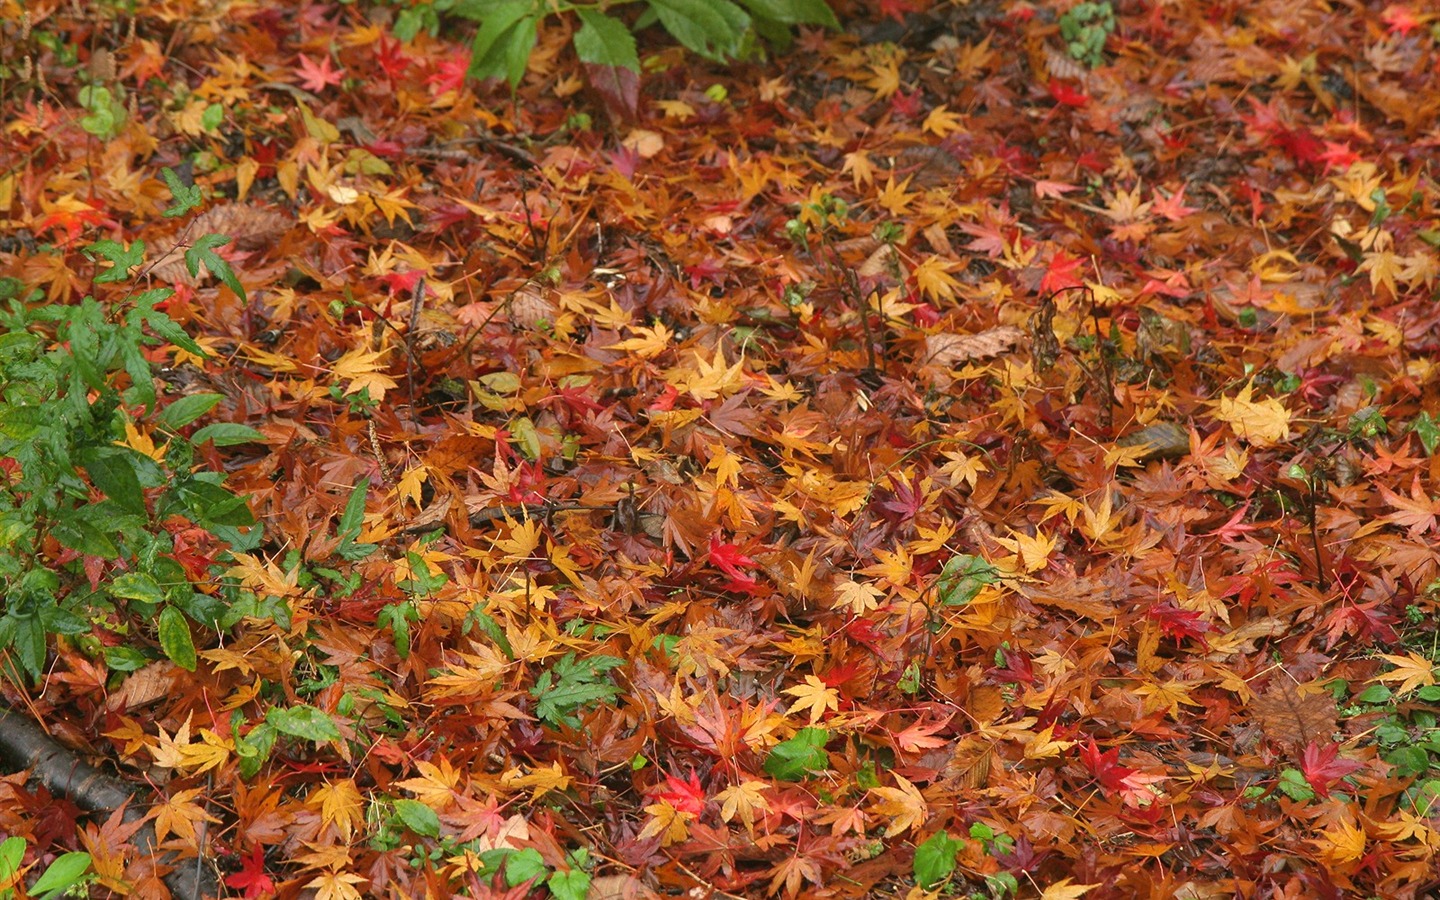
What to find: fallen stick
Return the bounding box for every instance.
[0,704,217,900]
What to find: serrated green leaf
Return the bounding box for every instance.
[466,2,538,86]
[763,727,830,780]
[267,705,342,743]
[158,605,197,671]
[184,233,247,301]
[740,0,838,27]
[161,168,202,218]
[79,446,146,514]
[913,830,963,888]
[392,799,441,837]
[573,10,640,71]
[647,0,750,60]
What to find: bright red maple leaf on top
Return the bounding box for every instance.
[1080,739,1136,793]
[1299,742,1364,798]
[294,53,343,93]
[224,846,275,899]
[708,534,758,588]
[654,770,706,816]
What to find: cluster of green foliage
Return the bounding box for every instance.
[387,0,838,88]
[0,837,93,900]
[1059,1,1115,68]
[0,170,261,681]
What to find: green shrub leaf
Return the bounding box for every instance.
[573,10,640,71]
[158,605,197,671]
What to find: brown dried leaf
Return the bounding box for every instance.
[925,325,1023,366]
[1250,679,1337,752]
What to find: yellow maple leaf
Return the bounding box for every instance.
[1312,814,1366,865]
[1372,652,1438,697]
[672,346,746,400]
[394,758,463,810]
[606,322,674,359]
[638,800,693,846]
[393,464,428,509]
[306,871,368,900]
[151,787,219,848]
[784,675,840,724]
[330,345,398,400]
[1040,878,1101,900]
[913,256,962,302]
[1213,380,1290,446]
[833,579,885,615]
[499,761,572,800]
[1023,724,1076,759]
[310,779,364,843]
[922,104,964,137]
[869,774,927,837]
[716,780,771,831]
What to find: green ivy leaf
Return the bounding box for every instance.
[158,605,197,671]
[85,239,146,284]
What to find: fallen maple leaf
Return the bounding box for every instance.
[1212,381,1290,446]
[1372,652,1439,696]
[784,675,840,725]
[1040,879,1101,900]
[869,773,927,837]
[295,53,344,93]
[225,846,276,899]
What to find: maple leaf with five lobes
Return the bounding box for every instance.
[330,346,398,400]
[638,799,693,846]
[295,53,344,93]
[225,846,275,900]
[1372,652,1439,696]
[305,870,367,900]
[1300,741,1364,798]
[868,773,927,837]
[1377,476,1440,538]
[784,675,840,724]
[716,780,771,830]
[1212,380,1290,446]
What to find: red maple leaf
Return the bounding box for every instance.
[654,770,706,816]
[708,534,758,588]
[224,846,276,899]
[1047,79,1089,107]
[294,53,343,93]
[1147,601,1213,646]
[1040,249,1086,294]
[1299,742,1364,798]
[1079,739,1136,792]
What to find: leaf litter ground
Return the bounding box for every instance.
[2,1,1440,898]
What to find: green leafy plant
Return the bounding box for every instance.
[0,172,259,680]
[1059,1,1115,69]
[531,651,625,729]
[430,0,838,90]
[763,726,830,780]
[0,838,93,900]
